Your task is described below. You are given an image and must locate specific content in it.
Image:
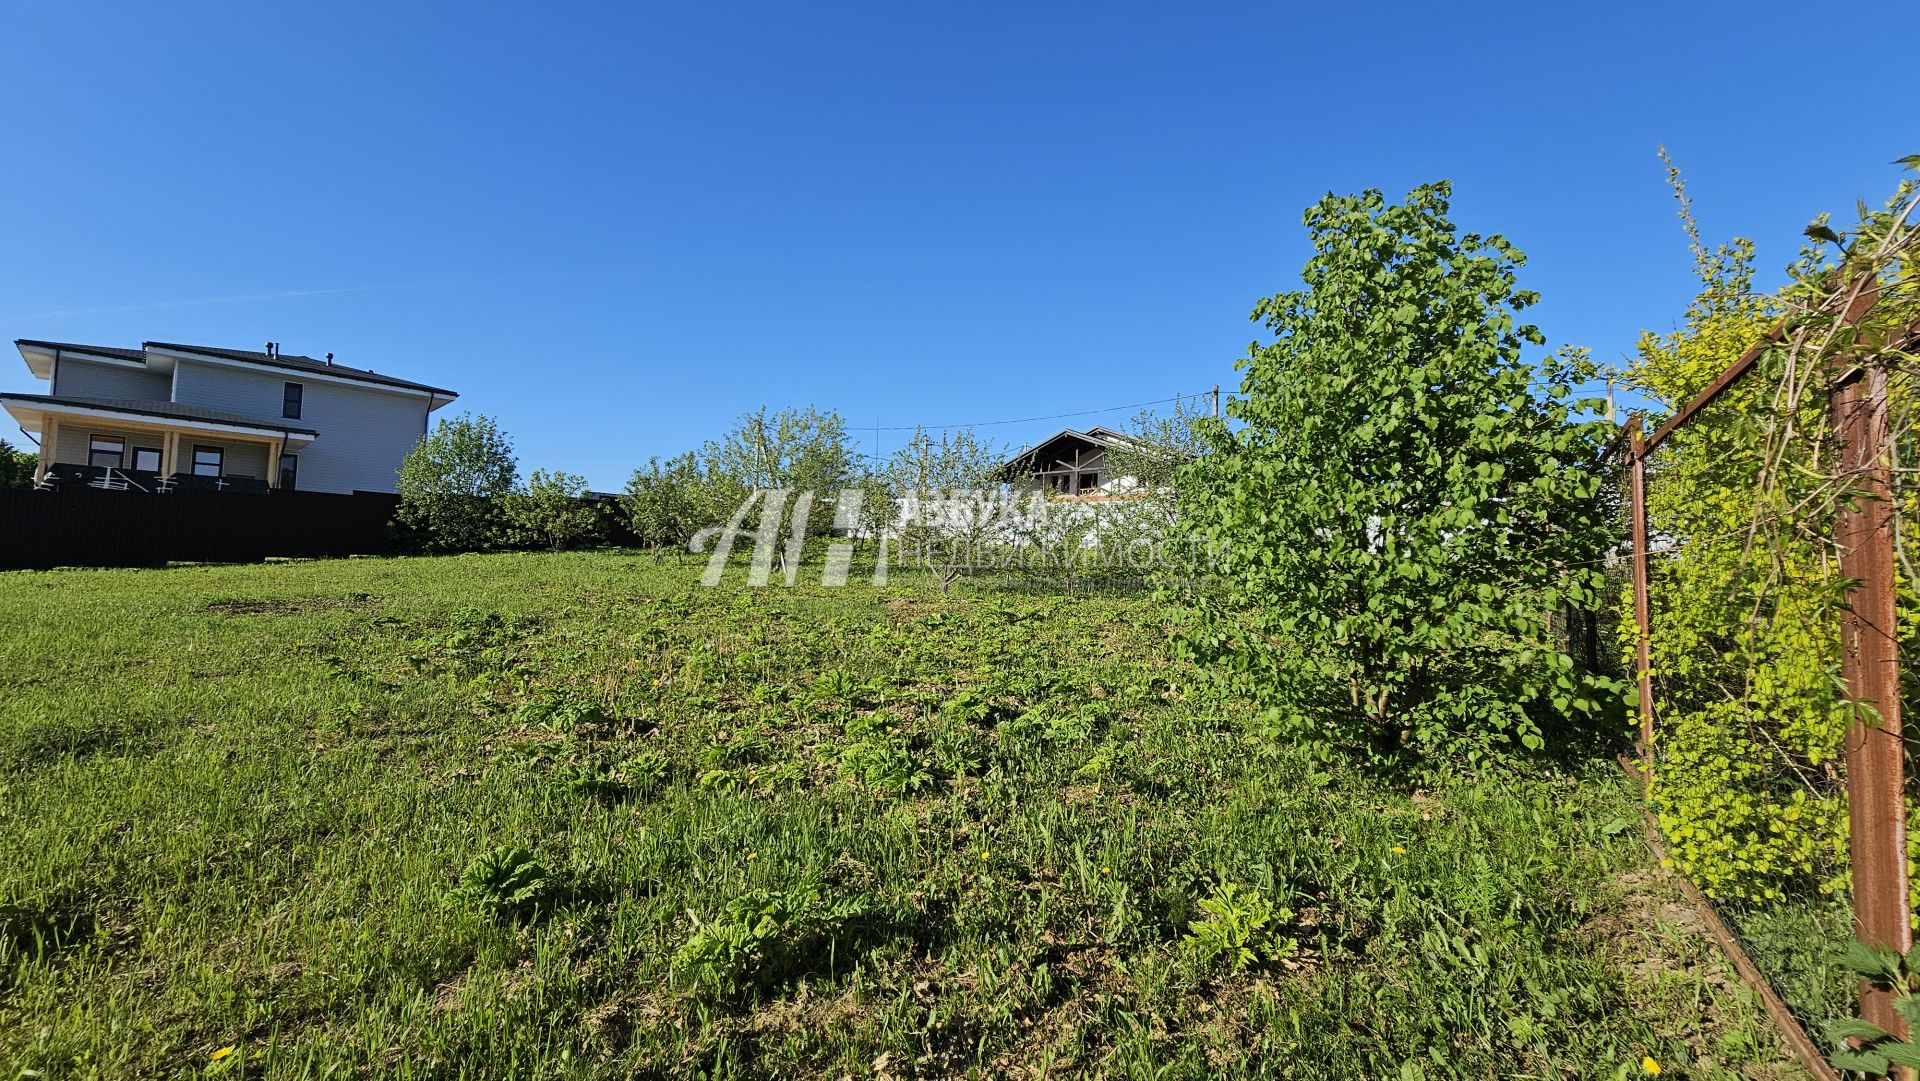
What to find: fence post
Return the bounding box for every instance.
[1834,353,1912,1045]
[1627,421,1655,785]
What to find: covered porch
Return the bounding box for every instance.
[1,394,317,492]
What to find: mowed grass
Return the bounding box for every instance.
[1,551,1805,1079]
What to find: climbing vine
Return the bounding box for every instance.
[1615,154,1920,905]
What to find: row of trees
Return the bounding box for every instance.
[619,402,1206,591]
[396,400,1201,576]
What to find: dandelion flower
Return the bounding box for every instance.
[981,850,990,861]
[746,851,758,861]
[1641,1057,1660,1076]
[210,1046,236,1061]
[1391,845,1406,855]
[1101,866,1112,876]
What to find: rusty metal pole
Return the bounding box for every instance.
[1627,423,1655,784]
[1835,356,1912,1044]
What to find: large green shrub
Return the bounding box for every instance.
[395,413,518,552]
[1175,182,1619,764]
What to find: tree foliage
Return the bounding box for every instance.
[500,469,602,551]
[396,413,519,552]
[1176,182,1619,764]
[621,451,740,558]
[0,438,36,490]
[710,406,854,535]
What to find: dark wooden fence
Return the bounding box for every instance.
[0,487,400,570]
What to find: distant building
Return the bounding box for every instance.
[996,426,1142,498]
[3,340,457,494]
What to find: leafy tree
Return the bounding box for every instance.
[886,426,1008,594]
[500,469,602,550]
[1177,182,1618,763]
[1103,398,1208,494]
[395,413,518,552]
[622,452,711,559]
[0,438,37,489]
[845,468,899,552]
[711,406,854,535]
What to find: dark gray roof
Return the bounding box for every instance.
[0,393,319,436]
[144,341,457,396]
[15,339,149,363]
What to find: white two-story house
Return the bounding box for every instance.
[2,340,458,494]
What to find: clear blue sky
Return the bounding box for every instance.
[3,2,1910,490]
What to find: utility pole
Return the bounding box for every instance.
[1211,384,1220,418]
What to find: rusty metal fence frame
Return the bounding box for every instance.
[1623,279,1911,1077]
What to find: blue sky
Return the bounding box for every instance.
[2,2,1910,489]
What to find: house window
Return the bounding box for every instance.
[1077,472,1100,493]
[132,447,162,472]
[192,445,224,477]
[283,382,304,419]
[278,454,298,490]
[88,435,125,469]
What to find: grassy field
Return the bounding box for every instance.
[1,551,1807,1079]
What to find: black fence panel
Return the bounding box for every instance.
[0,487,400,570]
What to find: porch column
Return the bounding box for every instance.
[161,431,179,476]
[34,416,58,484]
[267,438,284,489]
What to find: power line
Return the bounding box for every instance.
[866,393,1195,433]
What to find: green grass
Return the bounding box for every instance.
[0,551,1807,1079]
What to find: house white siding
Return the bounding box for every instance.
[171,359,432,493]
[53,357,171,400]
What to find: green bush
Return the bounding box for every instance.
[1176,181,1620,766]
[395,413,518,552]
[499,469,603,551]
[1607,159,1919,906]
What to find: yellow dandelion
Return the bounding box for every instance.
[1641,1056,1660,1076]
[210,1045,236,1061]
[746,851,758,861]
[1391,845,1406,855]
[1101,866,1112,876]
[980,850,990,861]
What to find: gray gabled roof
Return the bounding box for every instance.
[144,342,457,396]
[15,339,149,363]
[0,393,320,436]
[14,338,459,398]
[996,426,1139,479]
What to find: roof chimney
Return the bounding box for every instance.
[325,352,334,366]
